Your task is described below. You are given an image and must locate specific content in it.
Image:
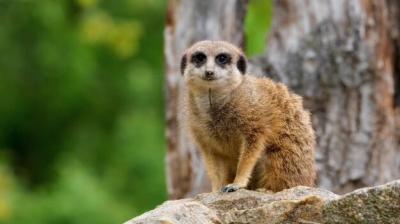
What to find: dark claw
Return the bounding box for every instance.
[221,184,240,193]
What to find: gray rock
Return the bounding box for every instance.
[125,186,337,224]
[125,180,400,224]
[323,180,400,224]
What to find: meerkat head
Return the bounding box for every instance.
[180,40,247,92]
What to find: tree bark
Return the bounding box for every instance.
[253,0,400,193]
[165,0,400,198]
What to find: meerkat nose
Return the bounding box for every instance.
[205,71,214,78]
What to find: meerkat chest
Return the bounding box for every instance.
[188,93,245,153]
[206,103,244,149]
[207,104,239,135]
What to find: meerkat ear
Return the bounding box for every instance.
[180,54,187,75]
[237,55,247,75]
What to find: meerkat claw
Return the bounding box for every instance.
[221,184,241,193]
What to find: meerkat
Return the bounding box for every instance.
[180,40,316,193]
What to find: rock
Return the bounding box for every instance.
[323,180,400,224]
[124,180,400,224]
[125,198,220,224]
[125,186,338,224]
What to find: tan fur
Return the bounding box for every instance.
[182,40,316,192]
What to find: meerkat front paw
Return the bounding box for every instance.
[221,183,242,193]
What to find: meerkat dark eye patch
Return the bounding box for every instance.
[215,53,232,67]
[180,54,187,75]
[191,51,207,67]
[237,55,246,75]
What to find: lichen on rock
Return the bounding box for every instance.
[323,180,400,224]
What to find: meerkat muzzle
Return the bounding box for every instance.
[204,71,215,81]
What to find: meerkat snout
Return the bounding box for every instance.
[204,71,215,80]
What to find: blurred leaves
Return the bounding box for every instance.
[8,162,132,224]
[80,10,142,58]
[245,0,273,56]
[0,0,166,223]
[0,165,13,221]
[77,0,98,9]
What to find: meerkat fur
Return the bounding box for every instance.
[181,40,316,193]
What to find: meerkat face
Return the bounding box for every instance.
[181,40,247,91]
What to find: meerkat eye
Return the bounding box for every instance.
[191,52,207,66]
[215,53,231,66]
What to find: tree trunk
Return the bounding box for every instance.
[165,0,400,199]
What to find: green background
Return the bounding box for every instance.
[0,0,271,223]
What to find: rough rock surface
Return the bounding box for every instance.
[324,180,400,223]
[125,186,337,224]
[125,180,400,224]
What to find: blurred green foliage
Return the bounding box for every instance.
[245,0,273,56]
[0,0,272,223]
[0,0,166,223]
